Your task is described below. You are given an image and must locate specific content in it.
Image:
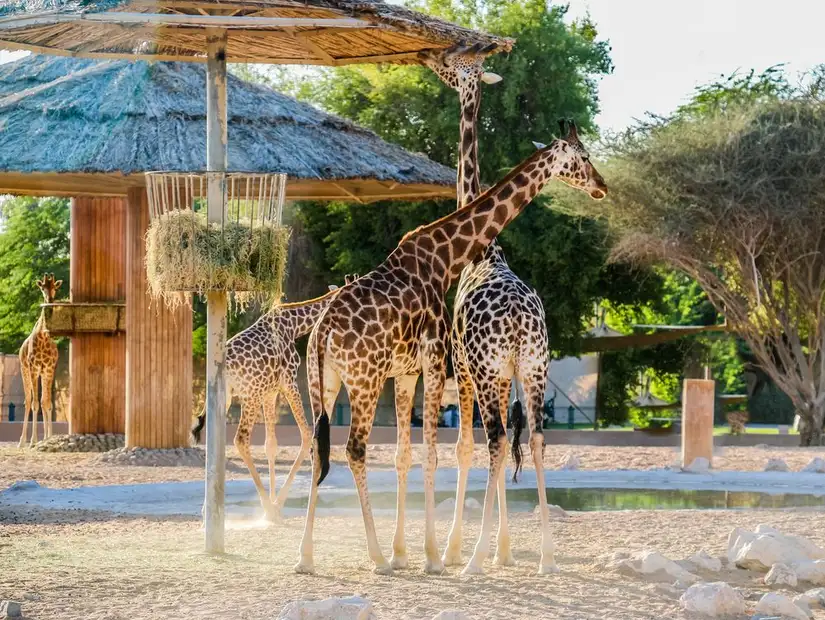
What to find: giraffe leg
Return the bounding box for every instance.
[421,338,447,575]
[30,372,41,447]
[346,387,392,575]
[275,379,312,513]
[522,370,558,574]
[41,366,55,440]
[262,393,280,510]
[295,360,341,575]
[18,363,33,449]
[442,343,475,566]
[494,377,515,567]
[463,382,506,575]
[391,373,417,570]
[234,397,277,522]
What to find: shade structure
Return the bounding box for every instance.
[0,0,512,64]
[0,54,456,201]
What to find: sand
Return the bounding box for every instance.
[2,442,823,490]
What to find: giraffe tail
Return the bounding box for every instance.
[311,321,332,485]
[191,407,206,444]
[510,400,525,483]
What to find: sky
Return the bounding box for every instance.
[2,0,824,132]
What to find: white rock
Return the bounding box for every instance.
[463,498,482,512]
[802,457,825,473]
[794,560,825,585]
[793,599,814,619]
[765,458,790,472]
[430,612,471,620]
[436,498,456,516]
[609,550,698,583]
[679,582,746,617]
[754,593,810,620]
[559,452,580,471]
[727,525,825,571]
[683,457,711,473]
[765,563,798,586]
[277,596,375,620]
[689,550,722,572]
[797,588,825,608]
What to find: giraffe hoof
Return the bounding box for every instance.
[537,563,560,575]
[424,559,446,575]
[293,561,316,575]
[373,563,394,576]
[494,552,516,567]
[461,562,485,576]
[442,549,463,566]
[390,554,408,570]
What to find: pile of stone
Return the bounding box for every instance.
[728,523,825,586]
[96,446,205,467]
[33,433,124,453]
[276,597,470,620]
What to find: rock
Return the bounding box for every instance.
[533,504,569,519]
[754,593,811,620]
[0,601,21,618]
[728,525,825,571]
[679,582,746,617]
[430,612,471,620]
[765,563,798,586]
[689,550,722,572]
[559,452,580,471]
[794,561,825,585]
[798,588,825,608]
[803,458,825,473]
[7,480,40,492]
[683,457,711,473]
[276,596,375,620]
[463,498,482,512]
[436,498,456,516]
[609,550,698,583]
[765,458,790,472]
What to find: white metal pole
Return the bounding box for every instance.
[204,27,229,554]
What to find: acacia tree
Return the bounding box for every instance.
[555,69,825,445]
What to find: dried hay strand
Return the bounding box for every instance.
[145,210,290,310]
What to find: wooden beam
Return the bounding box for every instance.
[334,50,422,66]
[0,39,207,62]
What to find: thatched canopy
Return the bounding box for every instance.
[0,1,513,65]
[0,54,456,200]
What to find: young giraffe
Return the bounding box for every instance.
[421,43,530,573]
[296,125,607,576]
[191,274,358,521]
[18,273,61,448]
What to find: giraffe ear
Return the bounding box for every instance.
[481,72,502,84]
[54,280,63,289]
[532,141,547,150]
[328,285,339,292]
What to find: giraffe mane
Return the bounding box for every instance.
[271,286,341,311]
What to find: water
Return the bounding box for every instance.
[238,487,825,513]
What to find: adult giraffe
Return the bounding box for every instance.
[18,274,61,448]
[191,275,358,520]
[295,125,607,576]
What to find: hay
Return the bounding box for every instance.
[145,210,290,310]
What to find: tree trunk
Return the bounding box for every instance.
[797,401,825,447]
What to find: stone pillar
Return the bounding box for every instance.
[69,197,126,435]
[125,187,192,448]
[681,379,715,468]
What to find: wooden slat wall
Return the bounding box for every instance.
[69,197,126,435]
[125,188,192,448]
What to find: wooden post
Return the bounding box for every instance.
[69,197,126,435]
[204,27,229,555]
[125,188,192,448]
[681,379,715,468]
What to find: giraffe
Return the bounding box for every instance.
[191,274,358,521]
[295,123,607,576]
[18,273,61,448]
[423,44,577,575]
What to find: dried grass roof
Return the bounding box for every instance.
[0,1,513,65]
[0,54,456,200]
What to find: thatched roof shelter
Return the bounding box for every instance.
[0,54,455,200]
[0,1,513,65]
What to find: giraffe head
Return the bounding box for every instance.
[36,273,62,303]
[534,119,608,200]
[419,42,503,97]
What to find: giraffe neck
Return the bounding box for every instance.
[399,144,562,293]
[457,84,481,208]
[272,290,338,338]
[34,309,48,334]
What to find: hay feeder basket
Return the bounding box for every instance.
[144,171,290,307]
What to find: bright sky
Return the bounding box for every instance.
[2,0,824,132]
[564,0,825,131]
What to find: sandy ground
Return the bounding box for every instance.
[2,441,823,490]
[2,505,824,620]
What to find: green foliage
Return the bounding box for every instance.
[0,196,69,352]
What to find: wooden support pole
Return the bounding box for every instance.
[204,27,229,555]
[69,196,126,435]
[681,379,715,468]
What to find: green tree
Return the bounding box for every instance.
[0,196,70,352]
